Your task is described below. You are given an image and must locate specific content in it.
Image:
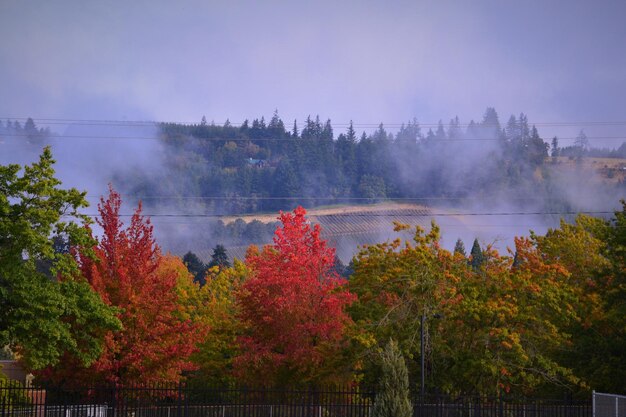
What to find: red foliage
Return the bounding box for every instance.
[49,187,201,386]
[234,206,355,386]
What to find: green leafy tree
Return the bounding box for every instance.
[372,339,412,417]
[357,175,386,201]
[0,369,30,410]
[187,260,248,386]
[0,148,120,370]
[534,207,626,393]
[350,223,581,395]
[603,201,626,392]
[348,223,455,386]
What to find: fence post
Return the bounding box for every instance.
[592,391,595,417]
[110,385,116,417]
[1,381,5,417]
[177,382,182,417]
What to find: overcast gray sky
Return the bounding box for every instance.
[2,0,626,145]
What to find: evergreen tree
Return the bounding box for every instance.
[447,116,461,140]
[575,130,589,161]
[482,107,501,132]
[322,119,333,141]
[435,120,446,141]
[372,339,412,417]
[240,119,249,133]
[551,136,559,158]
[481,108,504,145]
[292,119,299,137]
[519,113,530,140]
[425,128,436,143]
[268,109,285,132]
[183,251,207,286]
[453,238,466,257]
[337,128,357,190]
[347,120,357,143]
[208,244,230,269]
[526,125,548,166]
[24,117,37,133]
[506,115,520,141]
[273,158,300,202]
[512,251,521,268]
[470,238,484,270]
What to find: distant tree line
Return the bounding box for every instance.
[112,108,625,218]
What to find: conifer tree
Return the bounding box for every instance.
[292,119,298,137]
[183,251,207,286]
[470,238,484,270]
[372,339,412,417]
[454,238,466,257]
[208,244,230,269]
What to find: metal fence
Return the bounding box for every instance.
[1,381,591,417]
[593,392,626,417]
[414,395,591,417]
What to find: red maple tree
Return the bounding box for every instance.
[43,186,201,386]
[234,206,355,387]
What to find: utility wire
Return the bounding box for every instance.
[3,133,626,141]
[64,210,613,219]
[4,116,626,128]
[79,195,615,202]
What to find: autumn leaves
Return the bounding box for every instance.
[3,152,624,395]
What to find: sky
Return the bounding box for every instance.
[2,0,626,146]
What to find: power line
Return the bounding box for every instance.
[64,210,613,219]
[3,133,626,142]
[4,116,626,128]
[80,196,585,202]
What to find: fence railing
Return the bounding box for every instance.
[593,392,626,417]
[413,395,591,417]
[1,381,591,417]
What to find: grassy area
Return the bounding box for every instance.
[220,201,432,224]
[549,156,626,182]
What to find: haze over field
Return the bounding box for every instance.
[2,0,626,257]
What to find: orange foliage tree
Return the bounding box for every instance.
[41,187,202,387]
[349,223,582,395]
[234,206,356,387]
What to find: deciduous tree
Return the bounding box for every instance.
[42,187,201,386]
[234,207,355,387]
[0,148,119,370]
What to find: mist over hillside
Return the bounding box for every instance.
[1,110,625,261]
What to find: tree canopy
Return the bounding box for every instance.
[0,148,119,370]
[234,207,355,387]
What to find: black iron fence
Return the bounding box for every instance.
[1,381,591,417]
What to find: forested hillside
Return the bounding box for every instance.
[114,109,625,216]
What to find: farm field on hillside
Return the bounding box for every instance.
[220,203,497,263]
[551,156,626,183]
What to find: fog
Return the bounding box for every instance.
[1,114,623,264]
